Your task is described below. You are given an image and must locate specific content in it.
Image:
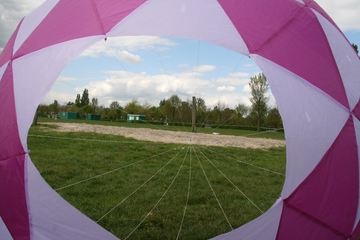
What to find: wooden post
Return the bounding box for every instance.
[192,96,196,132]
[32,106,38,126]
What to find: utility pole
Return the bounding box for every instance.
[192,96,196,132]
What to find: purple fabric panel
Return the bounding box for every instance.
[14,0,102,59]
[304,0,339,30]
[276,202,346,239]
[278,116,358,237]
[0,155,30,239]
[351,221,360,239]
[218,0,300,52]
[219,0,348,108]
[0,20,22,67]
[352,99,360,121]
[0,63,24,161]
[93,0,145,33]
[14,0,144,59]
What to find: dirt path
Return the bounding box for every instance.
[44,122,286,149]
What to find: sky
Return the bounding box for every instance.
[0,0,359,110]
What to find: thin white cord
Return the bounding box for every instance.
[194,147,233,231]
[195,146,264,214]
[96,146,185,223]
[176,145,192,240]
[199,146,285,176]
[124,147,188,239]
[55,148,175,191]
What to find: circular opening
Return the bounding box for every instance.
[29,37,286,239]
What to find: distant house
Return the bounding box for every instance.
[59,112,77,119]
[87,114,101,120]
[48,112,59,119]
[127,114,146,123]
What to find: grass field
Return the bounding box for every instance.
[28,120,286,239]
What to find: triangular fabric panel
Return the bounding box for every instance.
[252,54,350,198]
[313,10,360,111]
[0,217,13,240]
[351,115,360,232]
[277,116,359,238]
[108,0,249,55]
[13,37,102,149]
[219,0,349,108]
[0,63,24,160]
[0,155,29,239]
[26,156,118,240]
[14,0,145,59]
[212,199,283,240]
[13,0,59,55]
[0,20,22,66]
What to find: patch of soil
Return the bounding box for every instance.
[43,122,286,149]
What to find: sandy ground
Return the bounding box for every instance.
[44,122,286,149]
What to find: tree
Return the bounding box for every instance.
[80,88,90,106]
[249,73,269,131]
[124,98,142,114]
[49,100,59,113]
[214,100,227,124]
[75,94,81,107]
[109,101,120,110]
[168,94,182,121]
[159,99,166,107]
[352,43,359,55]
[266,107,283,129]
[91,97,98,112]
[235,103,249,125]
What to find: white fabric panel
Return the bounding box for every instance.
[0,217,13,240]
[352,116,360,232]
[25,155,118,240]
[0,61,8,82]
[211,199,283,240]
[108,0,249,55]
[252,54,350,198]
[13,36,103,149]
[313,10,360,111]
[296,0,305,4]
[13,0,60,54]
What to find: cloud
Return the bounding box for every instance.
[0,0,45,50]
[316,0,360,31]
[80,36,176,60]
[42,91,76,105]
[193,65,216,73]
[217,86,236,92]
[215,72,251,86]
[117,51,143,64]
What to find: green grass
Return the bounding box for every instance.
[28,122,286,239]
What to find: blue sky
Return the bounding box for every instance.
[0,0,359,109]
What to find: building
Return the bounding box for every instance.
[59,112,77,119]
[127,114,146,123]
[87,114,101,120]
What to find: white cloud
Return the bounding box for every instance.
[118,50,143,64]
[217,86,236,92]
[42,91,76,105]
[316,0,360,31]
[215,72,251,86]
[79,36,176,61]
[193,65,216,73]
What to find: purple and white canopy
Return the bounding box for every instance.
[1,0,359,239]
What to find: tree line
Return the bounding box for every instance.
[37,73,283,131]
